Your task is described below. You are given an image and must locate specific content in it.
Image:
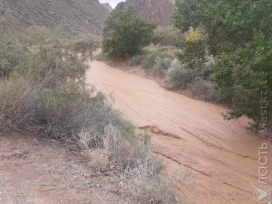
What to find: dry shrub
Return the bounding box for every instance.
[206,85,248,104]
[155,26,182,47]
[0,76,40,133]
[37,87,111,143]
[189,77,213,97]
[189,77,248,106]
[88,149,109,172]
[95,52,109,61]
[104,127,177,203]
[153,57,173,76]
[129,55,146,66]
[166,59,199,90]
[125,157,197,204]
[125,165,176,204]
[105,127,154,170]
[142,51,174,69]
[77,124,179,203]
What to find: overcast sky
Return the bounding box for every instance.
[99,0,121,8]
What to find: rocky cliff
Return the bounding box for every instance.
[101,3,114,11]
[115,0,175,27]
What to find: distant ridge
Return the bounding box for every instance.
[1,0,110,39]
[115,0,175,27]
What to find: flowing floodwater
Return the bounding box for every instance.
[86,60,272,204]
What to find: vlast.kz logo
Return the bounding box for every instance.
[252,184,271,203]
[252,142,271,203]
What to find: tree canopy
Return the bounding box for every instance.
[102,5,160,59]
[173,0,272,130]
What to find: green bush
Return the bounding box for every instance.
[22,26,52,46]
[102,6,160,59]
[175,39,206,70]
[142,51,174,69]
[38,88,108,144]
[95,53,109,61]
[25,45,88,86]
[142,53,158,69]
[0,40,28,78]
[137,49,152,55]
[206,85,249,105]
[0,41,96,138]
[200,63,213,80]
[173,0,272,130]
[129,55,146,66]
[0,76,38,133]
[153,58,173,76]
[155,26,182,47]
[158,48,168,52]
[166,60,199,90]
[189,77,213,97]
[189,77,249,106]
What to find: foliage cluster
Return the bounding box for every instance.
[173,0,272,130]
[129,49,246,110]
[95,52,109,61]
[175,27,207,70]
[155,26,182,47]
[130,49,174,71]
[102,6,161,59]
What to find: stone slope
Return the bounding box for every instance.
[2,0,110,38]
[115,0,175,27]
[101,3,114,11]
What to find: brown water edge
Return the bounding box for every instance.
[86,60,272,204]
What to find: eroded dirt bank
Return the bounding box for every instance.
[0,133,136,204]
[86,60,272,204]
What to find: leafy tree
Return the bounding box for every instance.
[176,28,206,70]
[173,0,272,130]
[102,5,161,59]
[0,5,25,78]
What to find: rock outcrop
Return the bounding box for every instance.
[115,0,175,27]
[101,3,114,11]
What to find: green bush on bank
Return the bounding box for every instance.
[95,52,109,61]
[129,55,146,66]
[153,57,173,76]
[166,59,199,90]
[142,51,174,69]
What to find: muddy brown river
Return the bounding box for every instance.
[86,60,272,204]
